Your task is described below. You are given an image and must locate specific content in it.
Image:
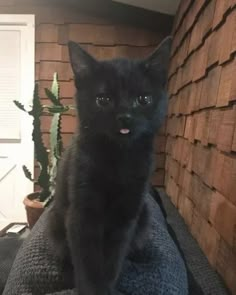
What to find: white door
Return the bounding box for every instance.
[0,15,35,229]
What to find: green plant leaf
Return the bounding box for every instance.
[44,88,61,106]
[30,83,50,202]
[50,113,62,159]
[13,100,27,112]
[22,165,34,182]
[51,72,60,99]
[47,105,69,113]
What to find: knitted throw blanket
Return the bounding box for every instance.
[3,196,188,295]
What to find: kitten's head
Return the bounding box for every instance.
[68,37,171,144]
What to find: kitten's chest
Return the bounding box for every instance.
[97,149,151,184]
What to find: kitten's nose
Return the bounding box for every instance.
[116,113,132,125]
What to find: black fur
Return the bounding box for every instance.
[48,37,171,295]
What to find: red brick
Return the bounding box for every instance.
[85,45,117,60]
[203,148,217,188]
[60,81,75,98]
[181,59,191,88]
[199,78,208,109]
[41,115,52,133]
[165,154,170,171]
[184,115,194,142]
[36,24,59,43]
[39,62,72,81]
[216,108,236,152]
[191,208,204,241]
[165,136,174,155]
[177,187,184,209]
[190,174,213,220]
[198,220,220,267]
[68,24,115,45]
[229,59,236,102]
[193,39,209,81]
[213,151,225,190]
[192,144,209,179]
[231,11,236,55]
[178,116,186,136]
[38,81,52,98]
[188,20,202,53]
[187,83,196,114]
[207,28,222,67]
[229,158,236,205]
[168,74,176,96]
[178,192,194,227]
[176,95,182,116]
[213,154,236,206]
[158,121,167,136]
[219,11,235,64]
[193,80,203,112]
[68,24,159,47]
[172,137,184,162]
[232,126,236,151]
[216,239,236,294]
[61,45,69,62]
[166,176,179,207]
[154,154,166,170]
[62,133,73,148]
[182,169,192,197]
[194,112,205,142]
[204,66,221,108]
[155,136,166,153]
[208,109,223,145]
[177,166,185,188]
[181,139,192,167]
[201,0,216,37]
[114,25,161,47]
[210,191,236,249]
[212,0,228,28]
[174,0,191,30]
[217,61,234,107]
[35,63,40,81]
[41,115,76,134]
[151,169,165,186]
[58,24,69,45]
[36,43,62,61]
[201,111,211,146]
[174,67,183,94]
[61,115,77,133]
[169,158,180,182]
[181,86,191,115]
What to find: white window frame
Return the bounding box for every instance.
[0,14,35,195]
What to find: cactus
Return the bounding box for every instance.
[13,73,74,205]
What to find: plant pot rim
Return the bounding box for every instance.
[23,192,44,209]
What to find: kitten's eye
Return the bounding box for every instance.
[96,95,111,107]
[136,95,152,106]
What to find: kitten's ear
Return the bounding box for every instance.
[144,36,172,85]
[68,41,97,77]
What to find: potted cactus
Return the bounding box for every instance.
[14,73,73,228]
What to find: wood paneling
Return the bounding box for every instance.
[166,0,236,293]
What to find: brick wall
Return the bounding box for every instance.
[0,0,169,186]
[166,0,236,292]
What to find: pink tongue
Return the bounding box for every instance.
[120,128,130,134]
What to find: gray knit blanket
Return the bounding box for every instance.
[3,196,188,295]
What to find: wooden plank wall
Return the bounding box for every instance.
[0,0,169,186]
[166,0,236,293]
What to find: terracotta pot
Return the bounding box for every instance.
[23,192,44,229]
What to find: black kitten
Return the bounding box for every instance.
[48,37,171,295]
